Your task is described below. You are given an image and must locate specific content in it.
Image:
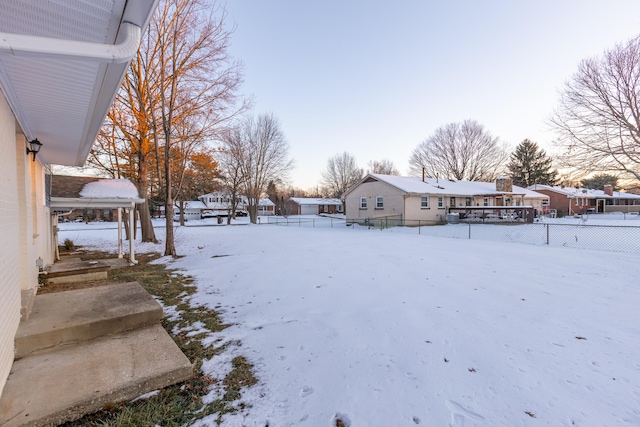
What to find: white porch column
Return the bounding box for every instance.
[117,207,123,258]
[129,202,136,264]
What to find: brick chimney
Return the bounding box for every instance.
[496,176,513,192]
[604,184,613,196]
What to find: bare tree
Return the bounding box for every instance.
[322,152,364,198]
[551,35,640,182]
[368,159,399,175]
[217,144,245,224]
[104,0,246,256]
[409,120,509,181]
[222,114,293,224]
[91,91,159,243]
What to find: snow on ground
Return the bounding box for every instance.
[58,217,640,426]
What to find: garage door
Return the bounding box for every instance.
[300,205,317,215]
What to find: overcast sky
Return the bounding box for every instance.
[223,1,640,190]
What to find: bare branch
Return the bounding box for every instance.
[409,120,508,181]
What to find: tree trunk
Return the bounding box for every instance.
[248,198,258,224]
[164,137,176,257]
[137,154,158,243]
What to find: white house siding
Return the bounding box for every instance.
[345,180,405,220]
[20,151,52,290]
[404,195,447,224]
[0,93,51,399]
[0,93,21,398]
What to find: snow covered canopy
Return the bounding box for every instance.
[50,176,144,210]
[50,176,144,263]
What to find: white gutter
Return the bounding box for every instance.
[0,22,141,63]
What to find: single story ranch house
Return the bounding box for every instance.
[528,184,640,216]
[284,197,344,216]
[343,174,549,225]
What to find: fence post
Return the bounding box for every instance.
[468,222,471,239]
[546,224,549,245]
[419,220,421,234]
[313,219,315,228]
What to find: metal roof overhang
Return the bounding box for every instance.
[0,0,158,166]
[50,197,144,211]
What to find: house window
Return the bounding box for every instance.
[376,196,384,209]
[483,198,489,206]
[450,197,456,207]
[438,196,444,208]
[421,196,429,208]
[465,197,471,206]
[360,197,367,209]
[516,200,521,206]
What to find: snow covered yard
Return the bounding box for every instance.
[59,220,640,426]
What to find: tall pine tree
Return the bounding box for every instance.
[508,139,558,187]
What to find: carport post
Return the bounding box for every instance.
[129,202,137,264]
[117,207,123,258]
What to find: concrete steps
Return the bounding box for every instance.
[0,282,193,427]
[15,282,163,358]
[44,260,110,285]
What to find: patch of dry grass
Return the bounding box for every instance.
[58,250,257,426]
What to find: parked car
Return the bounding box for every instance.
[74,217,84,223]
[201,210,215,219]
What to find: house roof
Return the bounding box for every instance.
[182,201,208,210]
[528,184,640,200]
[290,197,343,206]
[346,174,549,199]
[259,198,276,207]
[0,0,158,166]
[50,175,143,210]
[51,175,101,198]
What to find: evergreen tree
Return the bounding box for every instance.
[580,174,619,190]
[508,139,558,187]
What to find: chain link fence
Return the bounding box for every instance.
[265,215,640,253]
[265,216,345,228]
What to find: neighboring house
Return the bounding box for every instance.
[198,192,275,216]
[0,0,157,407]
[285,198,344,216]
[198,191,248,216]
[174,200,208,221]
[528,184,640,216]
[257,198,276,216]
[343,174,549,225]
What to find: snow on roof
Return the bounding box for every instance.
[290,198,343,205]
[365,174,548,198]
[528,184,640,200]
[259,198,276,206]
[182,201,208,210]
[79,179,140,199]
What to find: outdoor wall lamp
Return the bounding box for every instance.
[26,138,42,161]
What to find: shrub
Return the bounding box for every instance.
[63,238,75,251]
